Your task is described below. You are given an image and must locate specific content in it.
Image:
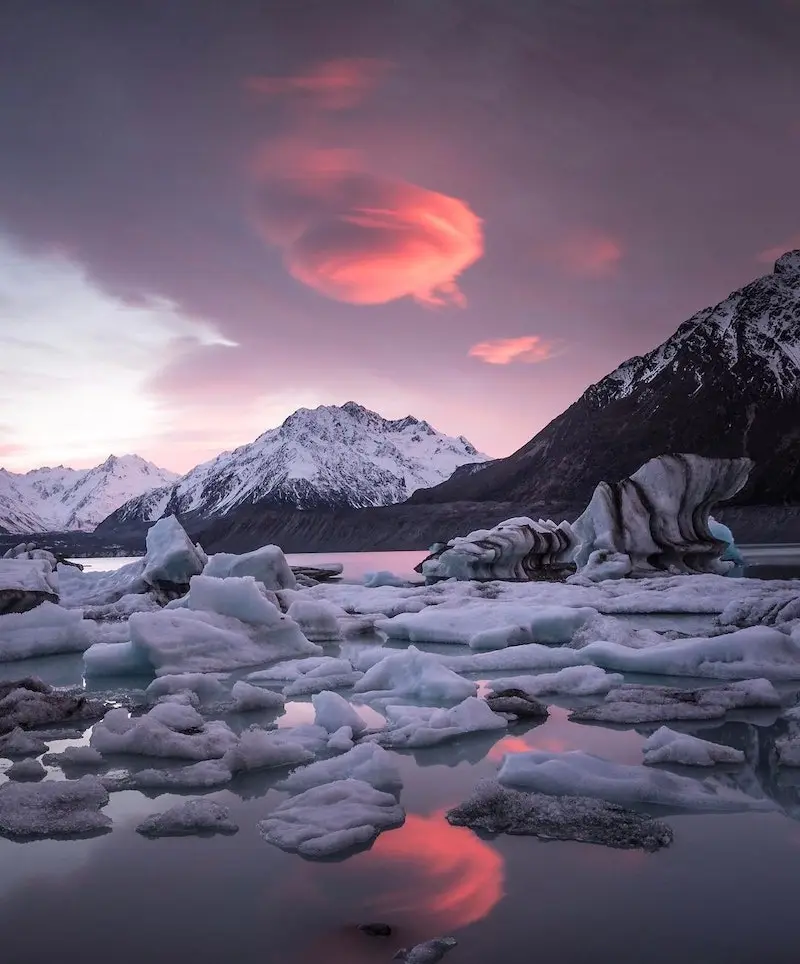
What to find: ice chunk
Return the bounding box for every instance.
[369,697,507,749]
[363,571,409,588]
[488,666,623,699]
[443,644,587,674]
[136,799,238,837]
[0,727,48,757]
[0,678,107,734]
[42,745,105,769]
[145,673,228,704]
[0,776,111,837]
[230,680,285,712]
[0,558,59,614]
[571,680,781,724]
[312,691,368,736]
[353,646,476,704]
[0,603,93,661]
[7,758,46,781]
[377,602,596,649]
[222,725,315,773]
[203,545,296,590]
[642,727,745,766]
[248,656,362,697]
[90,706,238,760]
[327,726,355,752]
[141,516,206,591]
[446,780,673,851]
[278,743,402,794]
[581,626,800,679]
[498,750,774,812]
[258,778,405,857]
[708,516,744,567]
[286,600,343,642]
[393,937,458,964]
[105,759,233,790]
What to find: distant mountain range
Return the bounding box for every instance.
[0,455,179,534]
[95,402,488,534]
[410,249,800,509]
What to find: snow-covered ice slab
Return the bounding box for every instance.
[571,453,752,581]
[447,780,674,851]
[84,575,321,677]
[286,600,343,642]
[278,743,402,794]
[258,778,405,858]
[0,776,111,837]
[642,727,745,766]
[376,602,597,650]
[90,705,239,760]
[498,750,775,812]
[487,666,622,699]
[203,545,296,591]
[221,725,317,773]
[581,626,800,679]
[229,680,285,712]
[6,758,46,781]
[368,697,507,749]
[0,602,93,661]
[0,558,59,614]
[571,680,780,724]
[104,759,234,791]
[136,799,238,837]
[0,727,49,757]
[145,673,228,705]
[42,745,105,769]
[352,646,476,705]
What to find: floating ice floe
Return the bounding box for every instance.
[247,656,362,696]
[136,799,238,837]
[312,691,368,736]
[145,673,229,705]
[0,557,59,615]
[376,602,597,650]
[90,704,239,760]
[0,678,108,734]
[42,745,105,768]
[104,759,234,791]
[229,680,285,712]
[580,626,800,680]
[352,646,477,705]
[203,545,296,591]
[363,570,410,588]
[0,727,49,757]
[417,517,576,582]
[571,454,752,581]
[446,780,674,851]
[487,666,623,699]
[0,602,93,662]
[719,591,800,631]
[497,749,775,812]
[0,776,111,837]
[221,725,317,773]
[571,680,780,724]
[84,575,321,677]
[278,742,402,794]
[642,727,745,766]
[6,758,46,781]
[258,778,405,858]
[368,697,507,749]
[286,600,344,642]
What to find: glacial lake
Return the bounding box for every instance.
[2,552,800,964]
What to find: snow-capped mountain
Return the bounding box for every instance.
[411,249,800,507]
[0,455,180,533]
[99,402,489,530]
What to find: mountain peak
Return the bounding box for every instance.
[774,249,800,278]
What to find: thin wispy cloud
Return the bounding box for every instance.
[756,235,800,263]
[245,58,388,110]
[537,230,623,278]
[469,335,558,365]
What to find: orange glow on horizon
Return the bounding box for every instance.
[469,335,557,365]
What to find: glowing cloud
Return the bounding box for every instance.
[245,58,388,110]
[365,811,504,930]
[469,335,556,365]
[538,230,623,278]
[252,143,483,306]
[757,235,800,263]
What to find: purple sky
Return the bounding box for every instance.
[1,0,798,473]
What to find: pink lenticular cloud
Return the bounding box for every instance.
[244,58,388,110]
[757,234,800,263]
[469,335,557,365]
[252,143,484,306]
[539,230,623,278]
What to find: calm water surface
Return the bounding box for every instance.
[2,553,800,964]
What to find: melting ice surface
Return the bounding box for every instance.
[2,550,800,964]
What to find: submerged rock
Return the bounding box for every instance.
[446,781,673,851]
[358,922,392,937]
[393,937,458,964]
[485,689,549,719]
[0,678,108,735]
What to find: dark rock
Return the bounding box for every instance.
[486,689,549,719]
[0,678,109,735]
[393,937,458,963]
[0,588,58,615]
[357,922,392,937]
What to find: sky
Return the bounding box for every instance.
[1,0,799,474]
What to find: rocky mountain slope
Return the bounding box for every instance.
[0,455,179,533]
[97,402,488,531]
[411,250,800,507]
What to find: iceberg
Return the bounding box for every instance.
[90,705,239,760]
[642,727,745,766]
[285,599,343,642]
[258,778,405,857]
[352,646,477,705]
[571,453,752,580]
[221,725,315,773]
[248,656,362,696]
[369,697,507,749]
[229,680,285,712]
[6,758,46,781]
[0,602,93,662]
[278,742,402,794]
[141,515,207,595]
[136,799,238,837]
[0,776,111,837]
[0,727,49,757]
[0,557,59,614]
[203,545,296,591]
[42,745,105,769]
[312,691,368,736]
[487,666,623,699]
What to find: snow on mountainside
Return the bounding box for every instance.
[99,402,489,529]
[410,249,800,507]
[0,455,179,533]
